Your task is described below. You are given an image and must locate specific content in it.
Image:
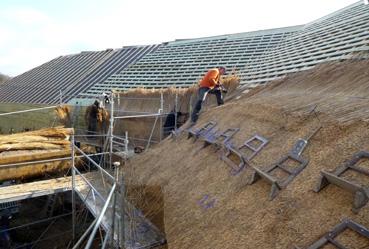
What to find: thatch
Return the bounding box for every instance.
[55,105,72,127]
[116,86,198,96]
[97,107,109,123]
[123,59,369,249]
[0,126,73,140]
[0,142,70,152]
[0,127,73,181]
[55,105,71,120]
[116,71,240,98]
[85,104,110,123]
[243,59,369,124]
[0,126,72,154]
[221,71,240,93]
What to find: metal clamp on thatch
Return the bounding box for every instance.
[249,153,308,200]
[221,134,269,175]
[187,121,217,141]
[314,151,369,213]
[202,128,240,149]
[249,127,321,200]
[302,219,369,249]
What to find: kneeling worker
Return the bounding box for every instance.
[191,67,226,124]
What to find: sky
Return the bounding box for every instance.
[0,0,359,76]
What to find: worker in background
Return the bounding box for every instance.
[163,110,185,137]
[85,100,101,135]
[191,67,227,124]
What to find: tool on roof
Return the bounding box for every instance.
[291,126,321,157]
[190,126,239,156]
[202,128,240,149]
[314,151,369,213]
[300,219,369,249]
[187,121,217,141]
[221,134,269,175]
[249,126,321,200]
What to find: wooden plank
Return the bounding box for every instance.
[0,174,90,203]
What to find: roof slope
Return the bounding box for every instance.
[124,59,369,249]
[241,1,369,85]
[94,26,300,92]
[0,50,113,104]
[0,45,160,105]
[67,44,161,102]
[88,1,369,92]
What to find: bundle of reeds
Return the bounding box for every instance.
[221,71,240,93]
[97,107,109,123]
[116,86,198,97]
[55,105,72,127]
[85,103,109,124]
[0,127,74,181]
[55,105,71,120]
[0,126,73,153]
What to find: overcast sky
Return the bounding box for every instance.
[0,0,359,76]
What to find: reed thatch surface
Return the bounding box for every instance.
[124,59,369,248]
[242,60,369,124]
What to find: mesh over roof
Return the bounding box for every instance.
[85,26,300,94]
[0,45,160,105]
[86,1,369,94]
[66,45,161,102]
[241,1,369,85]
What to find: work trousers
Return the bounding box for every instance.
[191,87,224,123]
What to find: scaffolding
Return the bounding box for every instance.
[0,90,171,248]
[70,92,168,248]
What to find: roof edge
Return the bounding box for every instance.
[169,25,304,45]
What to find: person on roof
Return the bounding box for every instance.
[190,67,226,124]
